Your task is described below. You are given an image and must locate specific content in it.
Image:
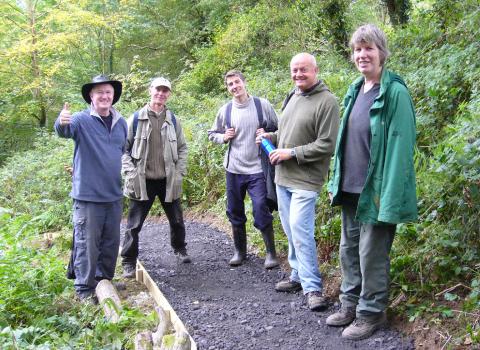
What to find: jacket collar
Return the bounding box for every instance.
[347,68,394,110]
[90,105,122,124]
[139,103,174,126]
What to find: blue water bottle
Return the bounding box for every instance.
[260,137,276,156]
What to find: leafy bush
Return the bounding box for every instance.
[0,132,72,230]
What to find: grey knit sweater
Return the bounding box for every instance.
[208,96,277,174]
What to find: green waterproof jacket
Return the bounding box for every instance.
[328,68,418,224]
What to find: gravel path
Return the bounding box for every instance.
[129,220,414,350]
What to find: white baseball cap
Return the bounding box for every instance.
[150,77,172,91]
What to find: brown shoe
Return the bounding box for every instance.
[326,305,356,326]
[275,279,302,293]
[341,313,387,340]
[306,291,328,311]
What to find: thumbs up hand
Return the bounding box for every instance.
[59,102,72,126]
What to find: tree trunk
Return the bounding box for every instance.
[383,0,410,26]
[27,1,47,127]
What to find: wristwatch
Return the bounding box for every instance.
[290,148,296,158]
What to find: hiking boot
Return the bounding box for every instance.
[76,292,98,305]
[306,291,328,311]
[175,250,191,263]
[275,279,302,293]
[122,264,136,279]
[326,305,356,326]
[341,313,387,340]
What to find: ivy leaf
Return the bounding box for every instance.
[444,292,458,301]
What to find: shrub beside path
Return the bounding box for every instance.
[129,220,414,350]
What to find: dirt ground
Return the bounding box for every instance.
[124,217,415,350]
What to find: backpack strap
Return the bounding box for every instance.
[253,96,264,128]
[224,102,233,169]
[167,110,177,131]
[281,89,296,111]
[133,109,177,136]
[225,102,233,129]
[133,110,140,136]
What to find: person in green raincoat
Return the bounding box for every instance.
[326,24,418,340]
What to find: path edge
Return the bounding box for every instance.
[136,260,197,350]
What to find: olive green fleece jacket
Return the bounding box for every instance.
[270,81,340,192]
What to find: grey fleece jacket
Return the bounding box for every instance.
[271,81,340,192]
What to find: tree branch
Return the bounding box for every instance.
[125,44,162,51]
[0,15,29,33]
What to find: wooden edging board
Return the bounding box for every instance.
[136,261,197,350]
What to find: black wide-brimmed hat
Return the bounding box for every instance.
[81,74,122,105]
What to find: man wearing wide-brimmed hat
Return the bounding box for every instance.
[54,74,127,302]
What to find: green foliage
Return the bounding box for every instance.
[387,2,480,312]
[179,1,314,95]
[0,208,157,349]
[0,0,479,345]
[389,1,480,147]
[0,211,70,327]
[0,118,38,166]
[0,132,72,229]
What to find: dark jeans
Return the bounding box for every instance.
[72,199,122,296]
[226,171,273,231]
[121,179,186,267]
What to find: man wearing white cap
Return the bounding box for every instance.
[121,77,189,278]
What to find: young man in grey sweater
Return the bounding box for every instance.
[208,70,279,269]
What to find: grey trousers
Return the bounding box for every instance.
[339,193,396,318]
[72,199,122,296]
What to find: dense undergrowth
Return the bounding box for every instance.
[0,136,157,349]
[0,0,478,348]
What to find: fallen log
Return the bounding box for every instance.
[95,279,122,322]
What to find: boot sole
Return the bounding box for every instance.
[264,262,280,269]
[341,322,386,340]
[274,285,302,293]
[326,317,355,327]
[309,303,329,312]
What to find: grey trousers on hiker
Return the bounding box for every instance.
[72,199,122,297]
[339,193,396,318]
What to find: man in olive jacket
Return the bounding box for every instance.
[259,53,340,311]
[121,77,189,278]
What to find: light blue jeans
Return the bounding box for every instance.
[276,184,322,294]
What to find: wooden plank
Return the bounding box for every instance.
[136,261,197,350]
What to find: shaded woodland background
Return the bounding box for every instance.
[0,0,479,348]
